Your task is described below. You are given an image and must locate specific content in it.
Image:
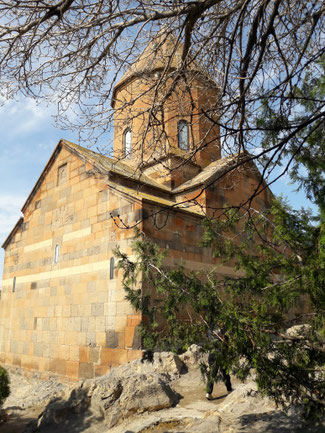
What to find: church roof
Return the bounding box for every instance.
[173,153,254,193]
[63,140,170,192]
[112,32,216,107]
[2,138,259,250]
[66,141,254,196]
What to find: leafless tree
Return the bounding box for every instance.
[0,0,324,191]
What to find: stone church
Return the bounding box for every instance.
[0,35,272,380]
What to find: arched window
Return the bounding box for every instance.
[110,257,115,280]
[178,120,189,150]
[54,244,59,264]
[123,128,132,157]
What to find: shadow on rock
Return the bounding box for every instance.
[238,410,325,433]
[23,371,181,432]
[24,387,101,433]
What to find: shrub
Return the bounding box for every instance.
[0,367,10,407]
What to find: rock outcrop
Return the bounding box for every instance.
[179,344,208,367]
[32,366,180,431]
[2,347,323,433]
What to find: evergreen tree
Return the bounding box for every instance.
[116,60,325,416]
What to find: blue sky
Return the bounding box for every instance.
[0,98,75,284]
[0,97,317,285]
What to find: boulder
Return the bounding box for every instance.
[118,373,179,415]
[103,373,180,428]
[4,376,69,410]
[31,370,180,431]
[91,372,180,428]
[179,344,208,367]
[35,387,93,430]
[151,352,185,376]
[113,351,185,378]
[211,382,325,433]
[217,382,274,418]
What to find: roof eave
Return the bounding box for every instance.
[141,197,204,219]
[2,217,23,249]
[21,140,64,214]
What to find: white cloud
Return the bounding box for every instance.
[0,97,56,137]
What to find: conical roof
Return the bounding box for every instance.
[111,32,213,106]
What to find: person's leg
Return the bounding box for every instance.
[206,379,213,395]
[206,353,218,399]
[222,369,233,392]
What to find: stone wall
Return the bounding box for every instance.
[0,144,273,381]
[0,146,142,380]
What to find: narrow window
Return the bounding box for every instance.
[110,257,115,280]
[123,129,132,157]
[57,163,67,186]
[54,244,59,264]
[178,120,189,150]
[12,277,16,293]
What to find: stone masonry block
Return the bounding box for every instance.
[114,316,127,332]
[87,281,96,293]
[69,346,79,362]
[86,333,96,346]
[79,346,90,363]
[96,332,106,347]
[97,212,109,222]
[105,330,119,349]
[78,332,87,346]
[79,362,95,379]
[62,305,70,316]
[95,365,110,377]
[95,316,105,332]
[91,303,104,316]
[71,304,79,316]
[47,306,55,317]
[100,348,128,366]
[132,326,142,350]
[49,359,66,377]
[10,340,19,354]
[128,350,143,362]
[116,301,134,316]
[42,318,50,331]
[65,360,79,380]
[64,286,72,295]
[96,291,108,304]
[89,347,100,364]
[73,318,81,332]
[118,332,125,349]
[126,314,142,327]
[22,342,30,355]
[88,317,96,332]
[81,317,88,332]
[124,326,135,348]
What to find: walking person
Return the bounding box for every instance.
[205,323,233,400]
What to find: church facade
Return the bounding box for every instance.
[0,35,272,380]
